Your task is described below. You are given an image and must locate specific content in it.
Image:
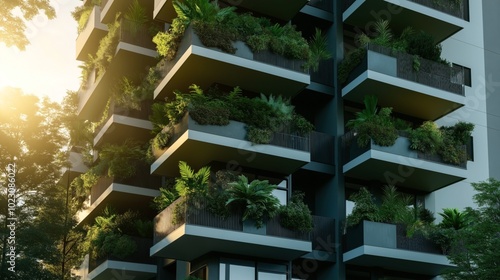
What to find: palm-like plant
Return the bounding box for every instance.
[346,95,378,129]
[175,161,211,197]
[439,208,469,230]
[226,175,280,228]
[173,0,235,24]
[306,28,332,72]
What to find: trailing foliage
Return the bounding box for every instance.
[93,16,121,77]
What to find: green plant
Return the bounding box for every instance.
[96,140,146,179]
[81,209,151,260]
[123,0,149,36]
[190,99,231,125]
[292,113,314,136]
[346,187,378,228]
[376,185,414,225]
[226,175,280,228]
[153,16,188,60]
[246,126,273,144]
[305,28,332,72]
[347,96,398,147]
[409,121,443,154]
[153,178,179,211]
[439,208,469,230]
[406,30,442,61]
[279,192,313,232]
[93,15,121,77]
[175,161,211,198]
[150,102,171,135]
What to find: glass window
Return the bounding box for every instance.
[258,272,286,280]
[272,189,287,206]
[230,265,254,280]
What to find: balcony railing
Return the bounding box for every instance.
[166,113,311,154]
[342,130,467,168]
[89,236,154,272]
[154,198,335,246]
[308,0,334,13]
[93,100,153,137]
[345,44,465,95]
[345,221,441,254]
[90,167,162,204]
[343,0,468,20]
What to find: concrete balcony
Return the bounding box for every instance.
[154,27,309,101]
[344,221,454,276]
[77,21,157,121]
[76,6,108,61]
[155,0,308,23]
[87,237,156,280]
[76,169,161,226]
[343,0,467,43]
[59,147,89,186]
[151,198,322,261]
[342,44,465,120]
[93,101,153,148]
[100,0,154,24]
[150,114,311,177]
[342,132,467,192]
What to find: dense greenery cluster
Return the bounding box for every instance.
[339,20,446,84]
[346,96,473,165]
[153,0,329,71]
[148,84,314,155]
[154,162,313,231]
[71,140,147,204]
[81,209,152,260]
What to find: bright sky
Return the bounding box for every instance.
[0,0,82,103]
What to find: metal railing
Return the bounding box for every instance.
[90,166,162,204]
[343,0,469,19]
[154,198,335,245]
[346,43,465,95]
[311,58,334,86]
[341,130,468,168]
[89,236,154,272]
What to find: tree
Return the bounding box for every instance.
[442,178,500,279]
[0,88,83,279]
[0,0,56,50]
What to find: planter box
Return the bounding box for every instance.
[154,26,309,101]
[151,114,311,176]
[151,198,312,261]
[343,0,467,43]
[344,220,453,276]
[342,44,465,120]
[342,132,467,192]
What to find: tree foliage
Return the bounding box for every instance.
[442,178,500,279]
[0,0,56,50]
[0,88,83,279]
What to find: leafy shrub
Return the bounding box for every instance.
[153,17,188,60]
[226,175,280,228]
[153,179,179,211]
[292,113,315,136]
[190,100,231,125]
[192,20,237,53]
[353,107,398,148]
[406,30,442,61]
[93,16,121,77]
[346,187,378,228]
[338,48,366,85]
[279,192,313,232]
[246,126,273,144]
[409,121,443,154]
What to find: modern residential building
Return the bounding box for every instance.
[70,0,499,279]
